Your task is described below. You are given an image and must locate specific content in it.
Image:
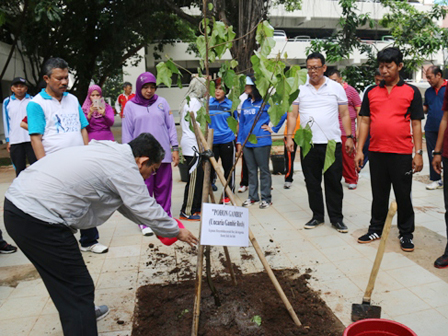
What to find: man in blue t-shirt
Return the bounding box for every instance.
[424,66,447,190]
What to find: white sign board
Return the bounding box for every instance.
[200,203,249,247]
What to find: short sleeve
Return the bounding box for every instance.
[78,105,89,128]
[350,86,362,107]
[408,85,424,120]
[359,86,375,117]
[27,101,46,135]
[335,83,348,105]
[443,87,448,112]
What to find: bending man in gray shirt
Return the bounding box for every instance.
[4,133,197,336]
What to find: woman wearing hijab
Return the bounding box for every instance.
[179,76,206,221]
[237,75,273,209]
[81,85,115,141]
[122,72,179,236]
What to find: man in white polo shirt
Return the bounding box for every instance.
[286,52,354,233]
[26,58,108,255]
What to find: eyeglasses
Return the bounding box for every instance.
[306,66,324,72]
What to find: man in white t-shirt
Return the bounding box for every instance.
[286,52,354,233]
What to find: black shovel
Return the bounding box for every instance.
[351,201,397,322]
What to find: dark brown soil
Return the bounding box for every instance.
[132,269,345,336]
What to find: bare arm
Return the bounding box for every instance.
[30,134,46,160]
[354,116,370,171]
[423,105,428,113]
[339,104,354,154]
[355,106,361,139]
[411,119,423,173]
[432,111,448,174]
[285,104,299,152]
[81,128,89,145]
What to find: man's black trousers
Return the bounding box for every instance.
[10,142,37,176]
[368,152,414,238]
[4,198,97,336]
[300,143,343,223]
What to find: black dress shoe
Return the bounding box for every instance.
[434,255,448,269]
[304,219,324,229]
[332,221,348,233]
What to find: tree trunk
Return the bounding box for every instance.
[230,0,268,75]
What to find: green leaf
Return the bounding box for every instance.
[227,116,238,134]
[209,81,216,96]
[166,59,181,75]
[323,140,337,173]
[251,315,262,326]
[294,125,313,157]
[230,59,238,69]
[156,62,172,87]
[248,134,258,144]
[196,106,208,135]
[196,35,207,59]
[208,3,213,11]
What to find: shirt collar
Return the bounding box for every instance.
[40,88,68,100]
[11,93,31,100]
[379,77,405,88]
[305,76,329,88]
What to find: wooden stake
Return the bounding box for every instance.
[191,130,214,336]
[190,112,302,327]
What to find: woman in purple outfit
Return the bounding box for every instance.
[81,85,115,141]
[122,72,179,236]
[78,84,115,253]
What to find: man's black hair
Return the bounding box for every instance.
[327,69,341,78]
[374,69,381,77]
[128,133,165,166]
[428,65,443,77]
[306,52,326,65]
[248,74,262,101]
[42,58,69,77]
[123,82,132,89]
[377,47,403,66]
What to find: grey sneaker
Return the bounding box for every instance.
[242,199,258,207]
[95,305,109,321]
[284,182,292,189]
[259,200,272,209]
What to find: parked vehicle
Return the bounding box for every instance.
[273,30,287,42]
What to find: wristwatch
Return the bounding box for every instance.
[432,150,442,156]
[415,149,423,155]
[346,134,354,139]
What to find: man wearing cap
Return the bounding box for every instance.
[2,77,37,176]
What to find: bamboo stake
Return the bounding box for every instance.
[191,130,214,336]
[209,185,238,286]
[190,112,302,327]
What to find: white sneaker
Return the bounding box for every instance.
[80,243,108,254]
[242,199,257,207]
[284,182,292,189]
[95,305,109,321]
[259,200,272,209]
[348,184,357,190]
[141,226,154,236]
[238,185,248,193]
[426,180,443,190]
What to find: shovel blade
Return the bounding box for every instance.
[351,303,381,322]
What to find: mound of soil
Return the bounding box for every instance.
[132,269,345,336]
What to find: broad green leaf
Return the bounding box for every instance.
[196,35,206,59]
[184,111,193,132]
[227,116,238,134]
[196,106,208,135]
[248,134,258,144]
[208,3,213,11]
[209,81,216,96]
[156,62,172,87]
[294,124,313,157]
[323,140,337,173]
[251,315,262,326]
[166,59,181,75]
[230,59,238,69]
[214,21,227,39]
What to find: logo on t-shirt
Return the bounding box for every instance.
[54,113,80,134]
[158,103,164,111]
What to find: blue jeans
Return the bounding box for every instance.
[425,130,441,181]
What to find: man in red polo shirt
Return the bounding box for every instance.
[115,82,135,118]
[354,47,424,252]
[328,69,362,190]
[431,75,448,268]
